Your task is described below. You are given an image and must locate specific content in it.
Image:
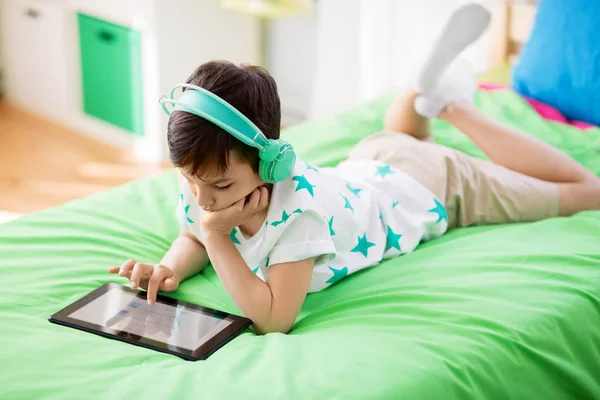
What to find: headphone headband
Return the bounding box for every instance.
[159,83,296,183]
[159,84,269,150]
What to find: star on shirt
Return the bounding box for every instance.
[326,266,348,284]
[252,266,259,274]
[306,164,319,173]
[270,208,303,227]
[346,183,362,198]
[385,225,402,252]
[340,193,355,214]
[428,198,447,223]
[375,164,394,178]
[179,194,194,223]
[328,216,336,236]
[351,233,376,257]
[230,228,241,244]
[292,174,316,197]
[183,205,194,224]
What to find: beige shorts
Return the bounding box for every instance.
[347,131,559,229]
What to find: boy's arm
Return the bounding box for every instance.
[109,229,209,304]
[161,229,210,282]
[203,231,314,335]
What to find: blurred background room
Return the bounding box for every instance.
[0,0,531,222]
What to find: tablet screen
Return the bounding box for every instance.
[68,286,233,351]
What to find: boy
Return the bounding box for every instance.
[110,4,600,334]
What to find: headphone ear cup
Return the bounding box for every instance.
[259,141,280,163]
[258,140,296,183]
[258,159,273,183]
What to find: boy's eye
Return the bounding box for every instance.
[215,184,232,191]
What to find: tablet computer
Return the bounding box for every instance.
[49,283,252,361]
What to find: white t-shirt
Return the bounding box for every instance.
[176,159,447,292]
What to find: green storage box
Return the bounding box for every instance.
[78,13,144,135]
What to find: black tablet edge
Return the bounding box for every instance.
[48,283,253,361]
[49,315,202,361]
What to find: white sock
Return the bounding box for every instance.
[413,2,491,94]
[414,58,478,119]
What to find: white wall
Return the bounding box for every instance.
[267,15,317,124]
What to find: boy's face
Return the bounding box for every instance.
[181,151,265,212]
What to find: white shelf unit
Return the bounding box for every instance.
[1,0,261,162]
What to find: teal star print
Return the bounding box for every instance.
[265,257,270,268]
[351,234,376,257]
[230,228,241,244]
[375,164,394,178]
[385,225,402,252]
[392,200,399,208]
[271,208,303,227]
[328,216,335,236]
[183,205,194,224]
[292,174,316,197]
[326,266,348,284]
[306,164,319,172]
[346,183,362,198]
[252,266,259,274]
[341,193,355,214]
[428,198,447,223]
[179,194,194,223]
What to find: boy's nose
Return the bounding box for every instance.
[196,192,214,208]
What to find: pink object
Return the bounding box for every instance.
[571,120,596,130]
[478,82,596,131]
[478,82,507,91]
[523,97,568,124]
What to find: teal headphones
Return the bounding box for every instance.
[159,83,296,183]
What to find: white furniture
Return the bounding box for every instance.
[1,0,261,162]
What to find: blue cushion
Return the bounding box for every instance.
[512,0,600,126]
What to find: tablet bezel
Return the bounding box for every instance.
[49,283,252,361]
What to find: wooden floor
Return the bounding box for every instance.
[0,101,170,216]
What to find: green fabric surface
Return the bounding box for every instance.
[1,89,600,399]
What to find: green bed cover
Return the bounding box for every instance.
[2,89,600,399]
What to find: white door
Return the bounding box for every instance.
[1,0,70,119]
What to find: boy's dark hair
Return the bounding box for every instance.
[167,60,281,176]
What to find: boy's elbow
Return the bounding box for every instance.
[252,318,294,335]
[250,289,301,335]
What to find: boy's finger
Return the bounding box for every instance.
[135,277,150,291]
[130,263,153,290]
[119,259,136,277]
[258,187,269,210]
[246,188,261,210]
[233,197,245,212]
[163,278,177,292]
[146,267,168,305]
[108,266,120,274]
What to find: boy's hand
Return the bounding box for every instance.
[108,259,180,305]
[201,186,269,237]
